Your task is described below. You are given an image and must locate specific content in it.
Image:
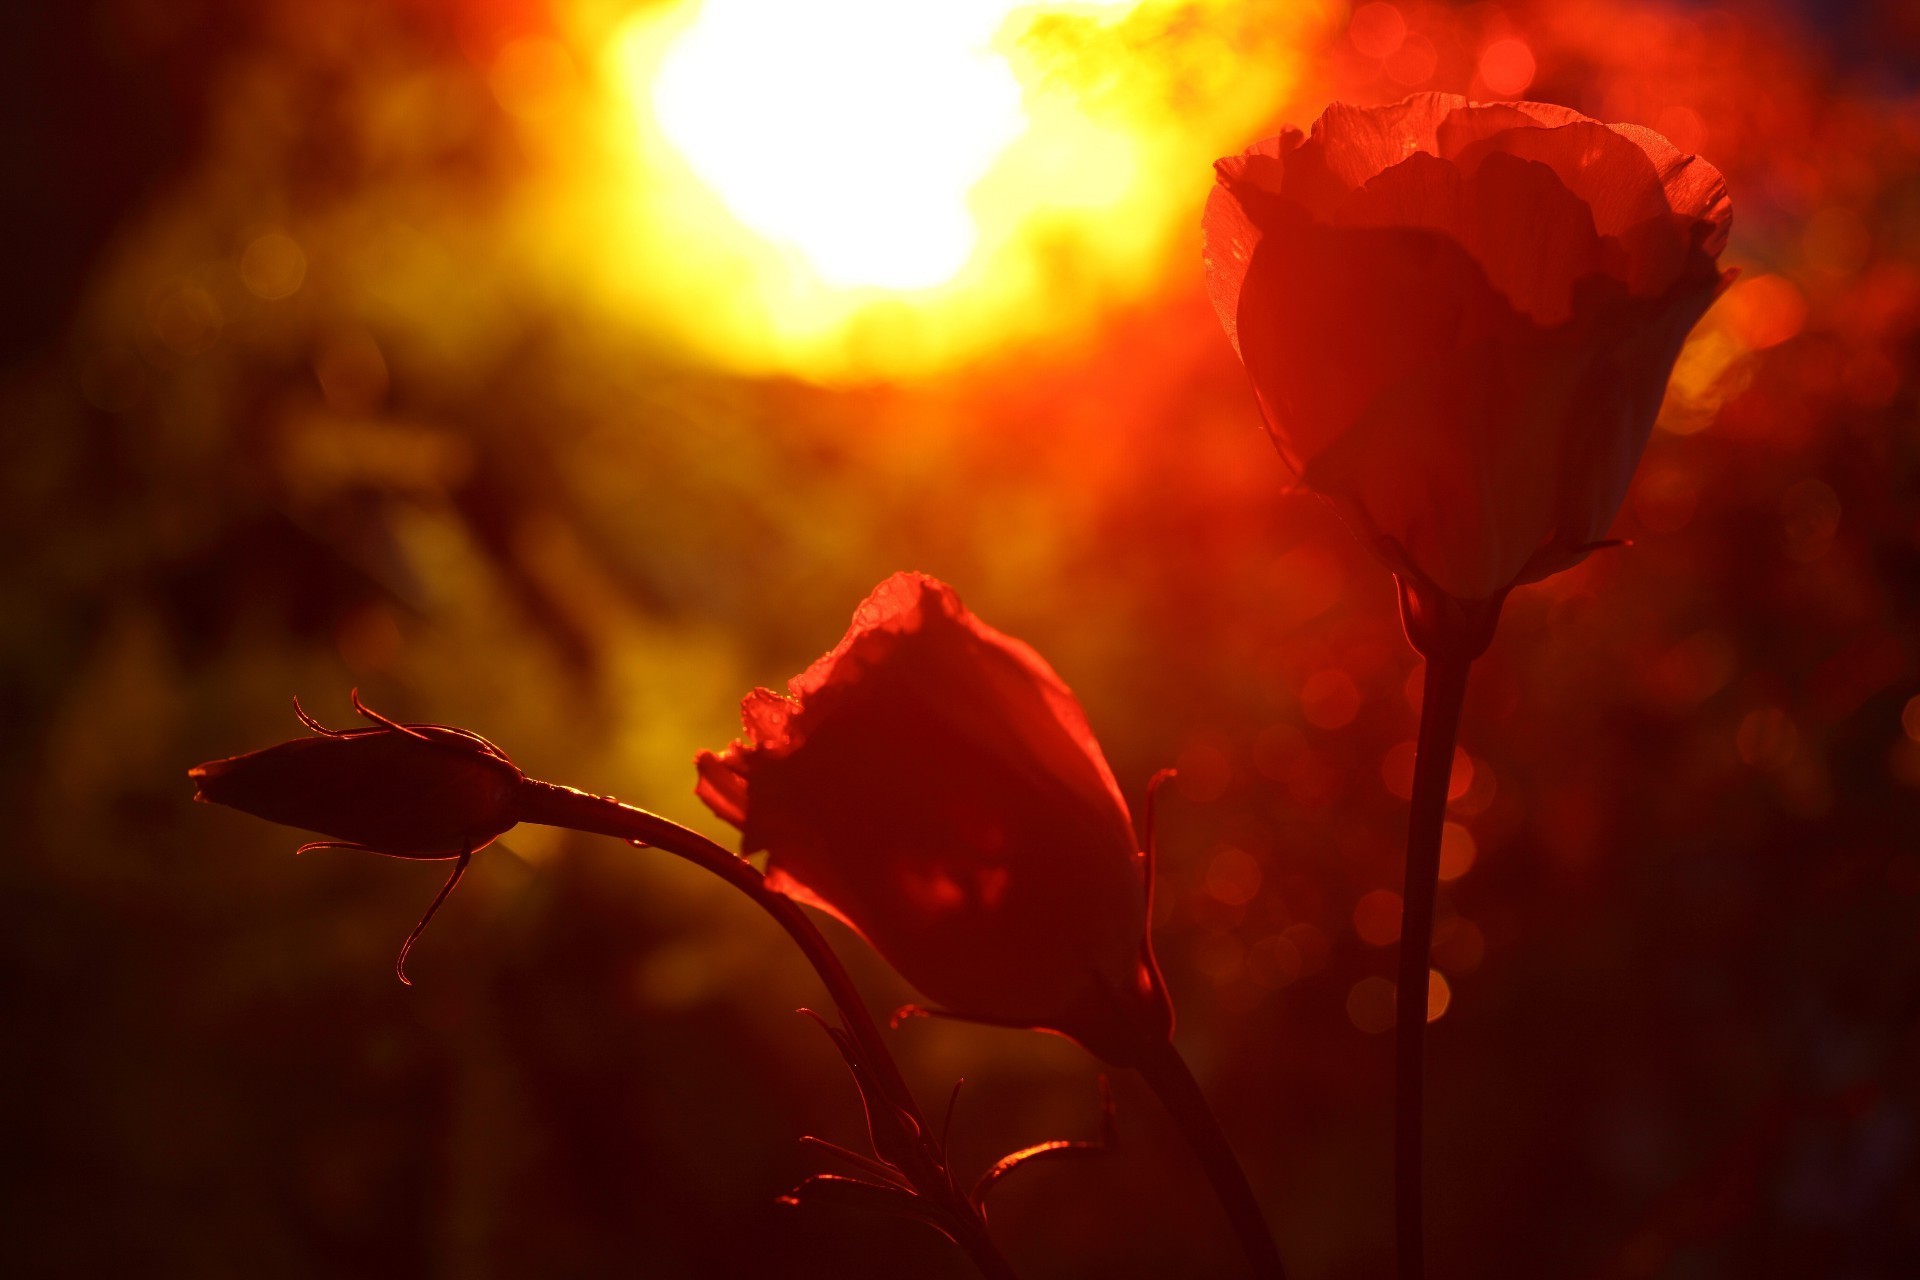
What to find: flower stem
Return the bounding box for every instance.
[1394,650,1472,1280]
[515,778,1015,1280]
[1133,1033,1288,1280]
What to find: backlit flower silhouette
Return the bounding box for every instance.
[189,693,524,982]
[1205,94,1733,1280]
[697,572,1173,1069]
[1204,91,1732,603]
[191,671,1282,1275]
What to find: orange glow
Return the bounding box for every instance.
[583,0,1323,379]
[1383,34,1439,88]
[1301,668,1362,729]
[1175,736,1234,803]
[490,37,579,122]
[1721,275,1808,350]
[1346,972,1449,1031]
[1205,845,1264,907]
[1631,463,1700,533]
[1349,3,1407,60]
[1432,918,1486,973]
[1381,742,1474,802]
[1352,889,1403,946]
[1450,758,1497,816]
[239,233,306,300]
[1437,821,1477,881]
[652,2,1024,290]
[1478,38,1536,97]
[25,0,1920,1263]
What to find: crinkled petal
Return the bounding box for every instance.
[1283,91,1468,215]
[1336,149,1605,325]
[1441,108,1725,294]
[1207,93,1732,600]
[1610,122,1733,253]
[693,573,1156,1044]
[1204,131,1302,358]
[1442,113,1669,238]
[1458,151,1606,325]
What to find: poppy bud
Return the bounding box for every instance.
[189,696,524,857]
[696,572,1173,1068]
[1204,92,1733,602]
[189,695,527,982]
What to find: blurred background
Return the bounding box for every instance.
[4,0,1919,1275]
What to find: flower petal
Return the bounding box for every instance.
[1299,320,1588,601]
[1336,149,1605,325]
[1304,272,1722,599]
[1283,91,1468,214]
[1233,203,1515,473]
[1609,122,1733,254]
[1207,93,1732,599]
[1441,112,1666,239]
[1441,109,1717,296]
[1204,132,1300,359]
[696,573,1156,1045]
[742,690,1146,1028]
[1457,151,1606,325]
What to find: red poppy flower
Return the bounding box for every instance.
[1204,92,1733,602]
[696,573,1172,1067]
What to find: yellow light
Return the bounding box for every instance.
[652,1,1027,290]
[573,0,1322,379]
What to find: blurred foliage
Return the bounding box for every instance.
[3,0,1920,1277]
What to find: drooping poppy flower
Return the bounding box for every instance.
[1204,92,1733,603]
[696,572,1172,1068]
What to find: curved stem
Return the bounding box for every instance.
[518,780,917,1110]
[516,778,1013,1279]
[1133,1034,1288,1280]
[1394,652,1472,1280]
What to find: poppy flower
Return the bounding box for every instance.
[696,573,1172,1068]
[1204,92,1732,602]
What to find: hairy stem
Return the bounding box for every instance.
[1394,652,1472,1280]
[1133,1034,1288,1280]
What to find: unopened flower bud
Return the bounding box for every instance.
[189,694,527,983]
[189,696,524,856]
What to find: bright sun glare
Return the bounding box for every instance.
[652,1,1030,291]
[585,0,1312,377]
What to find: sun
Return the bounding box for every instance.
[651,0,1028,291]
[578,0,1316,377]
